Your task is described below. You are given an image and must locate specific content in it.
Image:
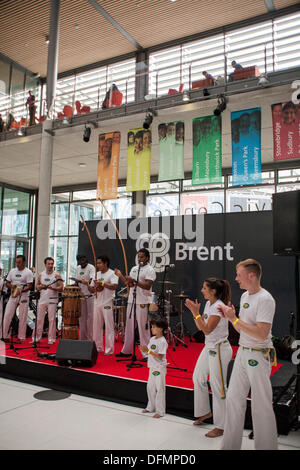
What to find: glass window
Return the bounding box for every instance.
[0,186,2,232]
[102,197,132,220]
[227,171,275,187]
[149,181,180,194]
[51,192,70,203]
[70,203,94,236]
[0,238,16,273]
[276,183,300,193]
[51,203,69,236]
[69,236,79,280]
[72,190,97,201]
[49,237,68,282]
[277,169,300,184]
[182,178,224,191]
[226,186,274,212]
[181,190,225,214]
[147,194,179,217]
[2,188,30,237]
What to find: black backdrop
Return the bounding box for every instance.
[78,211,295,338]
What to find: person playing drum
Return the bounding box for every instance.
[32,257,63,344]
[3,255,33,341]
[75,255,95,341]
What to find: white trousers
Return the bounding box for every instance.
[121,303,150,357]
[221,347,278,450]
[3,296,29,340]
[33,302,57,342]
[93,301,115,354]
[193,341,232,429]
[146,366,166,416]
[79,297,94,341]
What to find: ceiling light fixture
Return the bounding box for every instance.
[258,73,270,87]
[182,90,190,102]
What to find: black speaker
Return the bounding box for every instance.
[273,190,300,255]
[56,340,98,367]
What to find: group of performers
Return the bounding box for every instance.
[0,252,278,449]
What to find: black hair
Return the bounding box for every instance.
[44,257,54,264]
[138,248,150,260]
[97,255,110,267]
[16,255,26,262]
[150,315,168,334]
[204,277,231,305]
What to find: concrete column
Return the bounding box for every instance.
[36,0,60,272]
[132,190,146,218]
[135,51,148,103]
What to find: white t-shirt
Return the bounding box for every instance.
[147,335,168,369]
[128,264,156,304]
[76,263,95,297]
[94,269,118,306]
[7,267,33,299]
[203,299,229,347]
[39,270,60,305]
[239,288,275,349]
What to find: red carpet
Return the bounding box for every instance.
[0,336,282,390]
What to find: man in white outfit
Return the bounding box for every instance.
[115,249,156,359]
[90,255,118,355]
[76,255,95,341]
[0,262,4,338]
[33,257,63,344]
[3,255,33,341]
[218,258,278,450]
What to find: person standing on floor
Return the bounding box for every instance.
[3,255,33,341]
[140,315,168,418]
[185,277,232,438]
[33,257,63,344]
[75,255,95,341]
[89,255,118,355]
[218,259,278,450]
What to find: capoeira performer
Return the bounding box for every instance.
[140,315,168,418]
[218,259,278,450]
[75,255,95,340]
[3,255,33,341]
[33,257,63,344]
[115,248,156,359]
[185,278,232,438]
[89,255,118,355]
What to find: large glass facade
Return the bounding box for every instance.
[50,187,132,282]
[0,185,35,274]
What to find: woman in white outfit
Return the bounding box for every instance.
[185,277,232,438]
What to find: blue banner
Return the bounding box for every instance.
[231,108,262,186]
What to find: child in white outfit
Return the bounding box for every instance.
[139,316,168,418]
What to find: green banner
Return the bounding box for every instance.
[192,115,222,185]
[126,128,151,192]
[158,121,184,181]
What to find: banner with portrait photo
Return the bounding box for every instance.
[97,132,120,200]
[126,128,151,192]
[158,121,184,181]
[231,108,262,186]
[272,101,300,161]
[192,115,222,185]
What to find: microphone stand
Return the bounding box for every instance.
[117,263,144,370]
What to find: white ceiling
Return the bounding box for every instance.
[0,83,294,190]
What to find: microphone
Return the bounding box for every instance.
[164,264,175,269]
[139,262,144,267]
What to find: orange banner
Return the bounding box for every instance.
[97,132,120,200]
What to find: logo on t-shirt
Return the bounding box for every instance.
[248,359,258,367]
[243,303,250,309]
[16,274,21,278]
[204,314,208,320]
[80,272,84,276]
[152,371,160,376]
[45,278,50,282]
[151,345,156,350]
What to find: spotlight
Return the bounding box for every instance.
[258,73,270,87]
[17,127,25,136]
[45,35,50,45]
[203,88,210,97]
[83,125,91,142]
[213,95,227,116]
[182,91,190,102]
[143,108,157,129]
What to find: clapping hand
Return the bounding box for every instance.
[217,302,236,321]
[185,298,201,317]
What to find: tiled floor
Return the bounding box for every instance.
[0,377,299,451]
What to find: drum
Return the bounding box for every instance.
[149,292,159,313]
[11,285,22,298]
[62,285,81,339]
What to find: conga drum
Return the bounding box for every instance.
[62,285,81,339]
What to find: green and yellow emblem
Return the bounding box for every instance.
[243,303,250,309]
[248,359,258,367]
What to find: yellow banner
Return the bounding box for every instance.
[97,132,120,200]
[126,128,151,192]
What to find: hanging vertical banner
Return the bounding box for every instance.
[272,101,300,161]
[126,128,151,191]
[192,115,222,185]
[97,132,120,200]
[231,108,262,186]
[158,121,184,181]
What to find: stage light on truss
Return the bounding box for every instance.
[214,94,227,116]
[143,108,157,129]
[83,125,91,142]
[258,73,270,87]
[203,88,210,97]
[182,90,190,102]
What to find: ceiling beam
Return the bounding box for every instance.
[87,0,143,51]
